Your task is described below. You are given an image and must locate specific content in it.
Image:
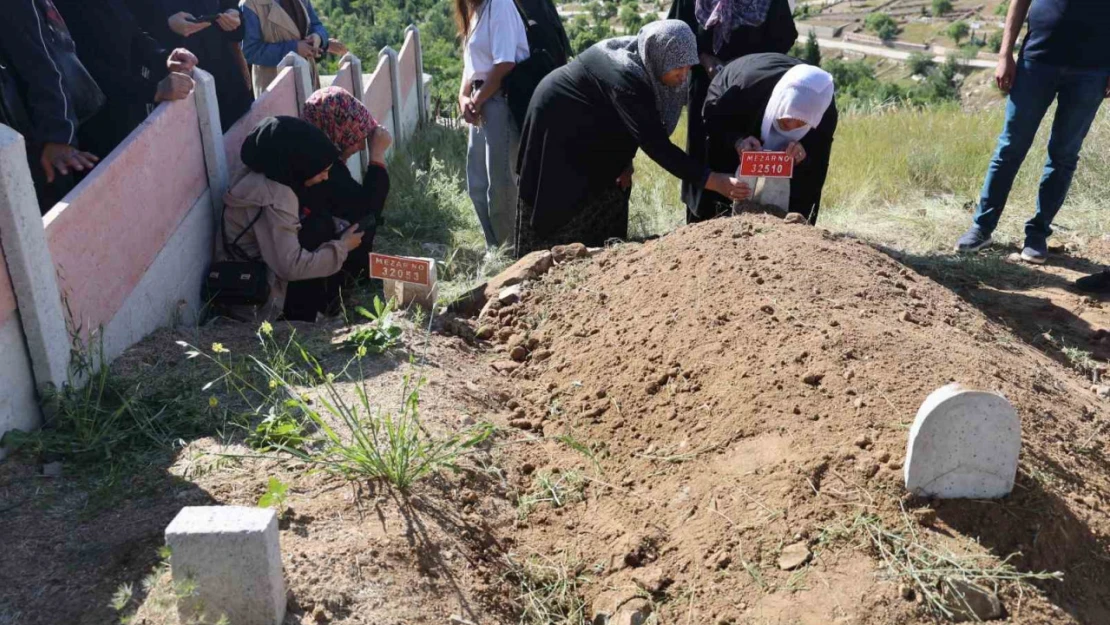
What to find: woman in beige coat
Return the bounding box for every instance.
[218,116,363,321]
[240,0,346,95]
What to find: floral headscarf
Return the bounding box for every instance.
[302,87,378,156]
[695,0,774,54]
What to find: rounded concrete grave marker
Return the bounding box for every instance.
[904,383,1020,499]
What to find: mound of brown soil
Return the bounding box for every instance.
[485,215,1110,624]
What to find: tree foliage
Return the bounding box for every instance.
[947,20,969,46]
[864,13,899,41]
[931,0,952,16]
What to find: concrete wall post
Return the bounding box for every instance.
[0,127,71,392]
[343,53,370,176]
[278,53,313,115]
[404,25,428,127]
[192,69,229,219]
[379,47,404,150]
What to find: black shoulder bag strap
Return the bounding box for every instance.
[222,206,266,262]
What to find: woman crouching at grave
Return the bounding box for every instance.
[514,20,751,257]
[698,53,837,224]
[287,86,392,321]
[216,116,364,322]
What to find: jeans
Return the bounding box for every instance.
[467,94,520,248]
[973,57,1107,242]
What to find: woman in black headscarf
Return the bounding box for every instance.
[165,0,254,130]
[668,0,797,222]
[217,116,364,321]
[514,20,750,257]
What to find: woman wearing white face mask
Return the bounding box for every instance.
[699,53,837,224]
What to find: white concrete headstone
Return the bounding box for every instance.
[733,176,791,215]
[165,506,286,625]
[904,384,1020,498]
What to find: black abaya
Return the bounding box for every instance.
[701,53,838,223]
[515,49,710,254]
[667,0,797,222]
[162,0,254,130]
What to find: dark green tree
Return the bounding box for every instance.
[947,21,970,46]
[864,13,899,41]
[802,30,821,65]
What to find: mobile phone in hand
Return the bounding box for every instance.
[344,214,377,235]
[186,13,222,23]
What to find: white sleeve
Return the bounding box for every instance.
[489,0,529,65]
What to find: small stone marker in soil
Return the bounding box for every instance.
[165,506,286,625]
[940,579,1003,622]
[904,384,1020,499]
[777,541,811,570]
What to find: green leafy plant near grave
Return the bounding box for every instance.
[258,477,290,517]
[345,296,403,354]
[1,331,209,469]
[112,546,230,625]
[184,325,493,492]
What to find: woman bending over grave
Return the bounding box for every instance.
[217,116,363,322]
[288,86,392,321]
[514,20,751,257]
[700,53,837,224]
[667,0,798,223]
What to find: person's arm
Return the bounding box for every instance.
[763,0,799,54]
[252,189,351,282]
[240,5,298,66]
[304,0,328,51]
[610,87,709,187]
[217,1,246,42]
[472,62,515,109]
[5,0,79,147]
[995,0,1031,93]
[472,0,525,110]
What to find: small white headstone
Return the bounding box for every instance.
[904,384,1020,498]
[165,506,286,625]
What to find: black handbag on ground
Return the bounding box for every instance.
[503,0,571,129]
[203,208,270,307]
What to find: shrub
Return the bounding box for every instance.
[907,51,936,76]
[931,0,952,16]
[947,21,970,46]
[865,13,899,41]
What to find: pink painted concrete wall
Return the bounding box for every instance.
[44,98,208,334]
[224,68,298,184]
[364,56,393,123]
[399,32,418,105]
[0,251,15,328]
[332,61,355,95]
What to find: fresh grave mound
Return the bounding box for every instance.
[480,214,1110,625]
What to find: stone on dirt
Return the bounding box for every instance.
[904,384,1020,499]
[498,284,523,306]
[592,596,653,625]
[940,579,1003,622]
[777,541,811,570]
[165,506,285,625]
[552,243,589,263]
[784,212,806,224]
[485,251,553,299]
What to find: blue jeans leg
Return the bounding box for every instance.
[467,119,498,247]
[466,95,519,249]
[1025,68,1107,241]
[973,59,1058,236]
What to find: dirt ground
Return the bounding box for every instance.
[2,213,1108,625]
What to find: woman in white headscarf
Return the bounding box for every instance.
[700,52,837,223]
[514,20,751,256]
[668,0,798,223]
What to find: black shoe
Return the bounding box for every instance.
[1075,271,1110,294]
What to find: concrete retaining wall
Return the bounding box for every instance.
[0,27,429,449]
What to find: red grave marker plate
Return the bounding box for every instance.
[370,253,432,286]
[739,151,794,178]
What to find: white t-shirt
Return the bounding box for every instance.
[463,0,530,83]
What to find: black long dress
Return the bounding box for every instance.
[283,163,390,321]
[162,0,254,130]
[702,53,838,224]
[515,47,710,256]
[55,0,169,157]
[668,0,797,222]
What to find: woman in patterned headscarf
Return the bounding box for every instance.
[668,0,797,223]
[285,86,394,321]
[514,20,751,257]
